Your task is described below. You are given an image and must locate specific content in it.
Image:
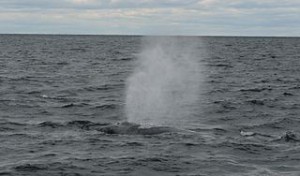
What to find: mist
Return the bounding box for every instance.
[125,37,202,127]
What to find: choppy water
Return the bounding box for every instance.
[0,35,300,176]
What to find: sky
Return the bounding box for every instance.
[0,0,299,36]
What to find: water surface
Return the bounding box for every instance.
[0,35,299,176]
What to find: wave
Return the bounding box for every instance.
[61,103,89,108]
[0,121,28,131]
[38,121,64,128]
[37,120,108,131]
[92,104,118,110]
[240,87,272,92]
[35,121,191,135]
[13,161,86,174]
[83,83,124,92]
[245,118,300,130]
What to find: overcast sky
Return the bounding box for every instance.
[0,0,299,36]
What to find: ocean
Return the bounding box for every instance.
[0,35,299,176]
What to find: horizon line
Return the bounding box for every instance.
[0,33,299,38]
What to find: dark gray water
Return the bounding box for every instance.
[0,35,300,176]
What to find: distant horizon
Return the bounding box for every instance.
[1,33,299,38]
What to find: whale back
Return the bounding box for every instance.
[98,122,184,135]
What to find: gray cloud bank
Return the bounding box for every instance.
[0,0,299,36]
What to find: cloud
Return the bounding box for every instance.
[0,0,200,10]
[0,0,299,36]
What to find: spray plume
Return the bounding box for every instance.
[125,37,202,128]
